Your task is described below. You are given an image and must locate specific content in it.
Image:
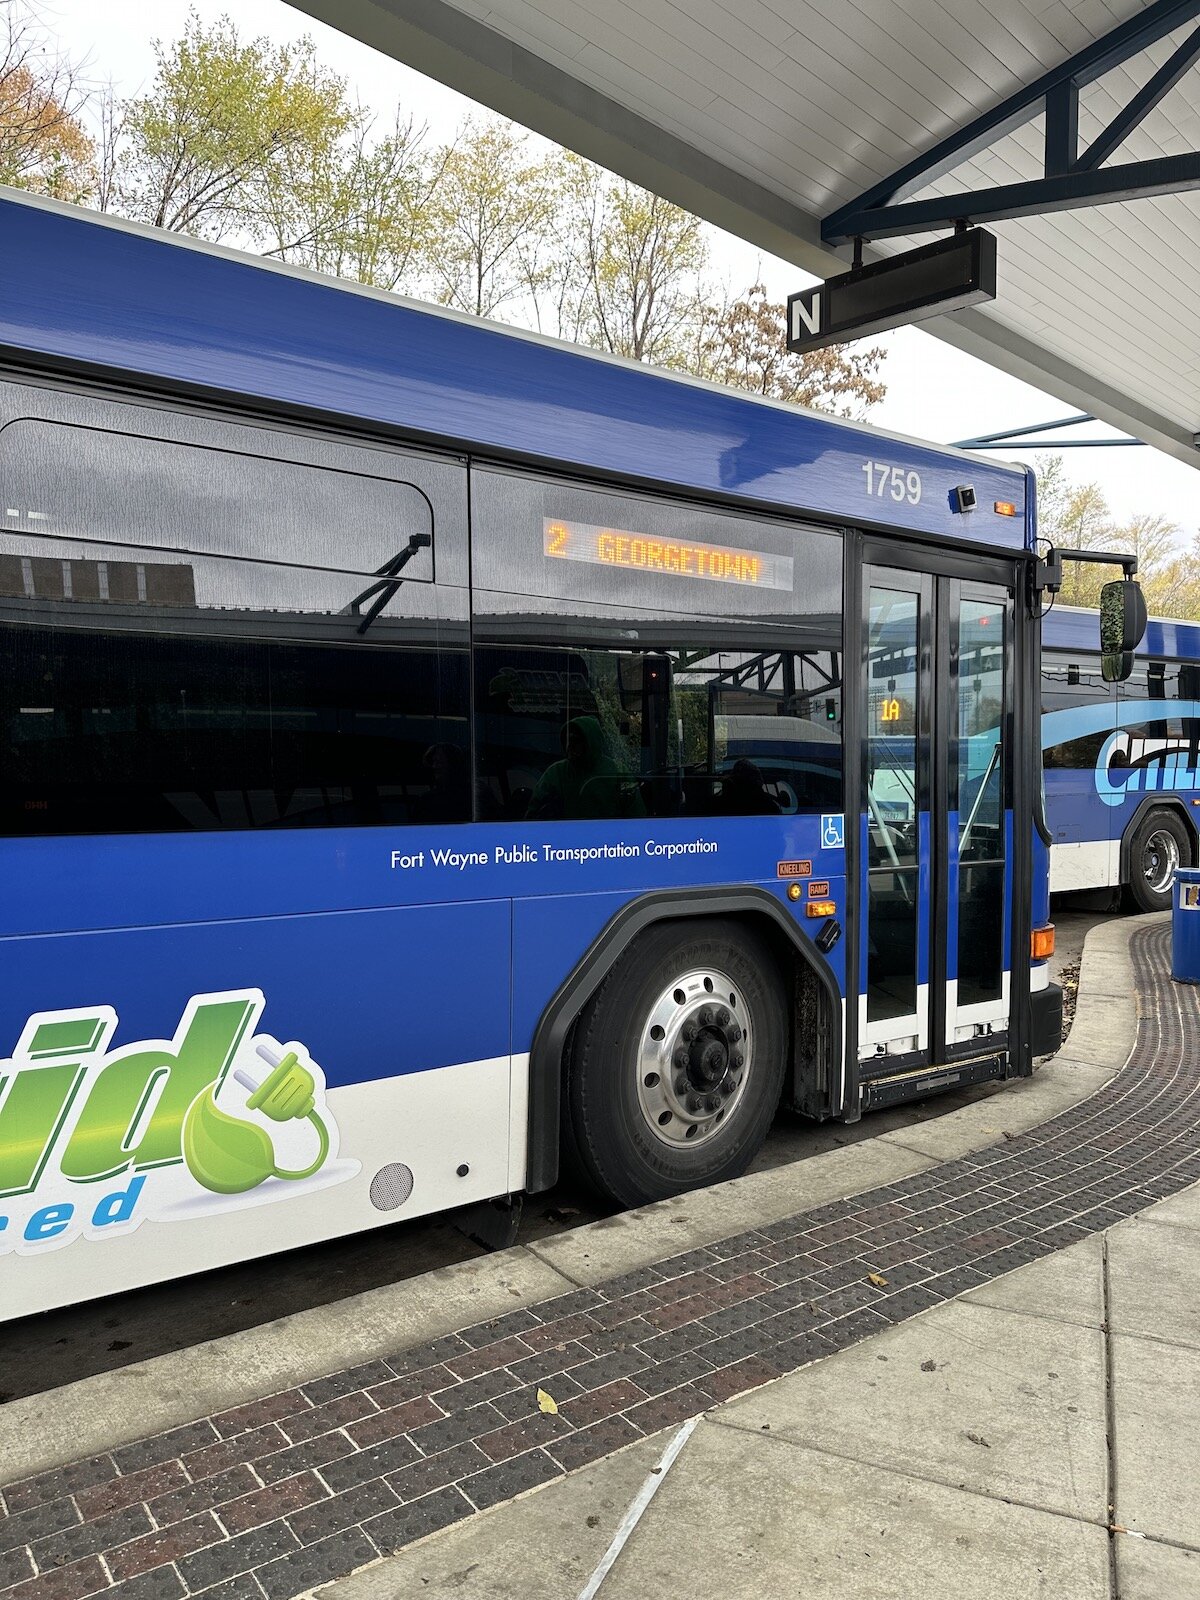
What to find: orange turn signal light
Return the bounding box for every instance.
[994,500,1017,517]
[807,900,837,918]
[1031,924,1055,960]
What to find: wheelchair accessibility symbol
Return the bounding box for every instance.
[821,813,845,850]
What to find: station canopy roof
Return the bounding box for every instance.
[290,0,1200,470]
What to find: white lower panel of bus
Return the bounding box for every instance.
[857,973,1012,1058]
[947,972,1010,1045]
[1050,839,1118,894]
[858,984,929,1058]
[1,1055,524,1323]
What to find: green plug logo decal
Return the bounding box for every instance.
[183,1044,331,1194]
[0,989,358,1257]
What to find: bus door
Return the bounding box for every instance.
[860,560,1014,1073]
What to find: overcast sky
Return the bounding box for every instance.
[42,0,1200,534]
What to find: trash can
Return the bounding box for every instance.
[1172,867,1200,984]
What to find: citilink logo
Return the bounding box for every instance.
[0,989,355,1256]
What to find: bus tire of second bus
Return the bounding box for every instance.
[561,917,788,1209]
[1122,805,1194,915]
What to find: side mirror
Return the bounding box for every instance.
[1100,579,1147,654]
[1102,651,1133,684]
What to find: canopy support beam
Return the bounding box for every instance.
[823,0,1200,242]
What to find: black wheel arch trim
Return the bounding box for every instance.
[1119,796,1197,887]
[524,885,843,1193]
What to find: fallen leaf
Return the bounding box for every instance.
[867,1273,889,1288]
[536,1388,558,1415]
[920,1359,937,1372]
[966,1431,991,1448]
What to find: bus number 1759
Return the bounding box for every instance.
[862,461,922,505]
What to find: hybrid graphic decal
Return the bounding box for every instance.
[0,990,358,1255]
[1043,703,1200,807]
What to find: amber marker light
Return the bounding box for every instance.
[1031,924,1056,960]
[806,900,837,918]
[994,501,1017,517]
[787,882,803,901]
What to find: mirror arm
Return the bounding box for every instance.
[1035,545,1138,596]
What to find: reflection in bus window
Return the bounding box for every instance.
[865,587,920,1025]
[474,643,842,822]
[527,715,647,822]
[956,597,1007,1008]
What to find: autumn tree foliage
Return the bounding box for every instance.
[0,3,91,200]
[691,283,886,418]
[108,12,355,239]
[426,119,556,318]
[1037,454,1196,618]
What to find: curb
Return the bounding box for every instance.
[0,914,1148,1486]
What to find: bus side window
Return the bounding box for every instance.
[472,642,843,822]
[0,418,471,836]
[672,648,842,818]
[474,646,649,823]
[1041,654,1111,772]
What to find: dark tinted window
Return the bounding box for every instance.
[470,469,843,822]
[0,419,469,836]
[2,624,469,836]
[1041,652,1110,770]
[1113,659,1200,773]
[475,643,841,822]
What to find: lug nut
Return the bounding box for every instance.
[716,1007,730,1027]
[675,1076,688,1095]
[687,1095,703,1114]
[674,1046,689,1069]
[698,1006,714,1026]
[731,1052,744,1069]
[682,1021,698,1042]
[707,1095,720,1112]
[727,1024,742,1043]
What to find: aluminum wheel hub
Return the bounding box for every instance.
[635,967,752,1148]
[1143,829,1180,895]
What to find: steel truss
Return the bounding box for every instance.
[823,0,1200,243]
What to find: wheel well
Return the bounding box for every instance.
[713,911,835,1122]
[525,888,842,1192]
[1120,797,1197,884]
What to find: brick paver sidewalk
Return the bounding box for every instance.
[1,923,1196,1600]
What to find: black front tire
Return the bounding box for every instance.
[563,918,787,1208]
[1124,810,1191,913]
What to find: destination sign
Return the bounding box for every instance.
[544,518,793,590]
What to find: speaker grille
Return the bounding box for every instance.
[369,1162,414,1211]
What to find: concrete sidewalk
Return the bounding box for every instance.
[326,1179,1200,1600]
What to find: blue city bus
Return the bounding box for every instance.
[0,191,1066,1319]
[1043,603,1200,910]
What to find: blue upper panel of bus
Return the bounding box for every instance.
[0,192,1031,549]
[1043,605,1200,661]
